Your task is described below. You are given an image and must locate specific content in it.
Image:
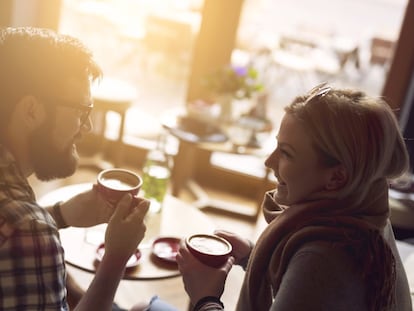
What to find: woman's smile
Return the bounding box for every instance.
[265,114,336,205]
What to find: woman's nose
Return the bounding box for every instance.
[264,149,278,169]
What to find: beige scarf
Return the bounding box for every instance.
[236,179,395,311]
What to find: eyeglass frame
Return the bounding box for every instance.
[40,97,94,128]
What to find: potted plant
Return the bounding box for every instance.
[202,64,264,123]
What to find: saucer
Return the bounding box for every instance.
[95,243,142,268]
[151,237,181,263]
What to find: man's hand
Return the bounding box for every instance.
[104,194,149,264]
[53,184,148,228]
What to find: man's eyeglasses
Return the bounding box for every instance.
[304,82,332,105]
[59,100,94,127]
[42,98,94,128]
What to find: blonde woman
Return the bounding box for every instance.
[176,83,412,311]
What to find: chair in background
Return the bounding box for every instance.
[370,36,395,67]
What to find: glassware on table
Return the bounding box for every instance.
[140,139,172,246]
[141,139,172,214]
[226,122,253,153]
[84,224,106,246]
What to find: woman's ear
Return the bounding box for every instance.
[325,164,348,190]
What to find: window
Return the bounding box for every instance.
[59,0,202,142]
[235,0,408,127]
[58,0,408,145]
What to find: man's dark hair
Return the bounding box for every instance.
[0,27,102,133]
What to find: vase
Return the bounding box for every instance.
[217,94,234,124]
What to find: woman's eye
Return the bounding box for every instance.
[280,148,291,158]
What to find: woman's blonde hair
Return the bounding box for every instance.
[285,85,409,200]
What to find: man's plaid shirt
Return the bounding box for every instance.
[0,145,68,310]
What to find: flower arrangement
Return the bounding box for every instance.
[202,64,264,100]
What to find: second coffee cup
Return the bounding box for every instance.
[185,234,232,268]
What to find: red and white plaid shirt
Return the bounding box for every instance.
[0,145,68,310]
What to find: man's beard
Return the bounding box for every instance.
[29,122,79,181]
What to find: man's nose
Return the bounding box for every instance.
[81,116,93,133]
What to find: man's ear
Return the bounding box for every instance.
[17,96,46,130]
[325,164,348,190]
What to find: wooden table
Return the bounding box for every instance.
[38,183,215,280]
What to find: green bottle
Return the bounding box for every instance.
[141,140,172,213]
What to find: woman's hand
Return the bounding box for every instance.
[104,194,149,264]
[214,230,253,266]
[176,242,234,305]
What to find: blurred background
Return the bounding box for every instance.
[1,0,409,141]
[56,0,407,138]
